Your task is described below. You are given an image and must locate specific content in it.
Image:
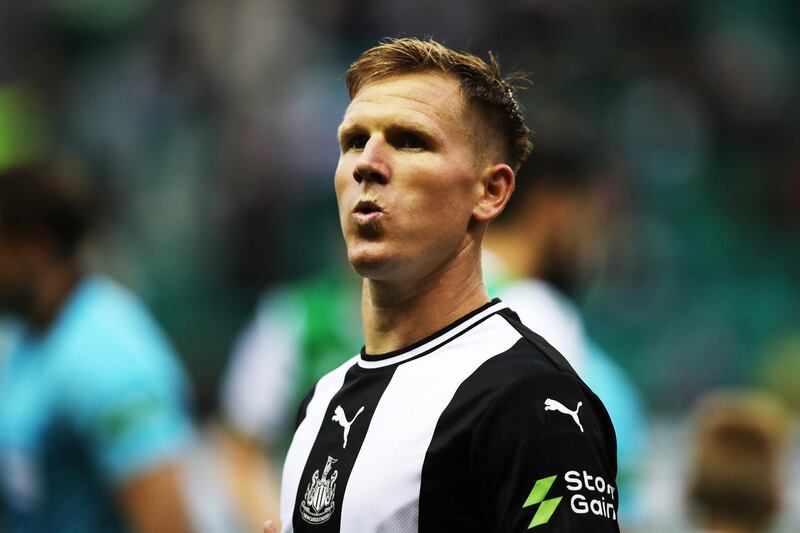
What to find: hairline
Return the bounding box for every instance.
[347,69,508,169]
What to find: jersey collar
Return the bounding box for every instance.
[358,299,508,369]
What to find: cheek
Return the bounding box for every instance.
[334,165,352,210]
[405,170,475,235]
[421,166,475,213]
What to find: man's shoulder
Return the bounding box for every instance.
[487,307,583,383]
[457,326,592,416]
[459,308,616,444]
[294,352,361,424]
[44,277,186,396]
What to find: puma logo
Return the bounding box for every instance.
[332,405,365,448]
[544,398,584,433]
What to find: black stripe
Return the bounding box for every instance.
[294,383,317,430]
[499,306,618,474]
[291,364,397,532]
[419,339,619,532]
[496,307,580,377]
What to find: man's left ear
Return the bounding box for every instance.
[473,163,515,223]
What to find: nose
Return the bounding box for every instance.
[353,137,390,185]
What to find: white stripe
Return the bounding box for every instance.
[357,302,509,369]
[279,355,358,533]
[340,315,522,532]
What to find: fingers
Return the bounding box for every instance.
[263,520,278,533]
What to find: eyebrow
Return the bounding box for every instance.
[337,119,441,146]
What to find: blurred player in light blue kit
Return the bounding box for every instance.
[0,160,195,532]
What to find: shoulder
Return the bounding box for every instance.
[50,277,187,409]
[294,353,360,427]
[461,308,617,463]
[55,276,178,365]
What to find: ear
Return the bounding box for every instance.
[472,163,515,223]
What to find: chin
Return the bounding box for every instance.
[348,253,389,279]
[346,243,398,280]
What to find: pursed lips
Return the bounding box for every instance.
[352,199,384,225]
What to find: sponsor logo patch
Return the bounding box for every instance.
[523,470,617,528]
[522,475,562,528]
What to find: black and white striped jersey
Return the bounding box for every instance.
[279,299,619,532]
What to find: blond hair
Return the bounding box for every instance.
[345,38,533,172]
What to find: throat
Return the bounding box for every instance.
[360,256,488,356]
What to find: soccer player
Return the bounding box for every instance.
[277,38,619,532]
[0,160,195,532]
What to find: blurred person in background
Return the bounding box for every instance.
[686,390,793,533]
[215,265,361,531]
[483,116,648,528]
[0,160,195,532]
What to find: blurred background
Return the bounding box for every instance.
[0,0,798,531]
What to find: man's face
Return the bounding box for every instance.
[335,72,483,283]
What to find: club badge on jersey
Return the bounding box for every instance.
[300,456,339,525]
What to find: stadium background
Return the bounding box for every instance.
[1,0,798,530]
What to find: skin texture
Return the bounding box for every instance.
[334,71,515,355]
[118,464,192,533]
[216,426,282,532]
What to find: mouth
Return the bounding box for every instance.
[352,200,383,224]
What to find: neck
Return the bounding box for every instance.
[28,263,82,332]
[361,241,489,355]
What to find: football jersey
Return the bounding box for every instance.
[0,275,194,532]
[279,299,619,532]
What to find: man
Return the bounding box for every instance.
[0,160,195,532]
[687,390,792,533]
[276,38,619,532]
[483,121,648,526]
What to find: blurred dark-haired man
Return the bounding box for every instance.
[0,160,195,532]
[484,113,649,527]
[274,38,619,532]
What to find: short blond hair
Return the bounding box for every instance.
[345,38,533,172]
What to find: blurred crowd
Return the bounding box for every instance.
[0,0,798,531]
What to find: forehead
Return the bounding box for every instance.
[341,72,466,131]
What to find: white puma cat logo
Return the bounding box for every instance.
[332,405,365,448]
[544,398,584,433]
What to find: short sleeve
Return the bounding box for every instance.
[62,333,194,483]
[472,371,620,532]
[220,289,304,443]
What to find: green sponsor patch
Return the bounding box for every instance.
[522,475,563,528]
[97,394,165,442]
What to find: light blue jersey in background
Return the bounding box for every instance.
[0,275,194,532]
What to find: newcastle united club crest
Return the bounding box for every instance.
[300,456,338,524]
